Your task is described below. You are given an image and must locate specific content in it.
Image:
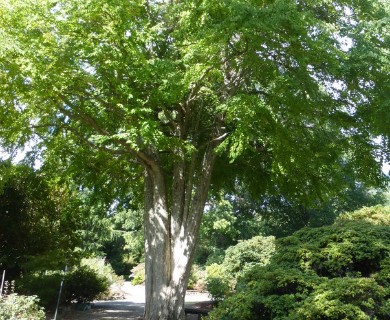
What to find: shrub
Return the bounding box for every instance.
[17,272,63,308]
[205,235,276,300]
[223,236,275,277]
[130,263,145,285]
[0,293,45,320]
[205,264,231,301]
[80,257,122,286]
[17,264,110,308]
[187,264,206,291]
[293,277,390,319]
[64,265,109,303]
[208,206,390,319]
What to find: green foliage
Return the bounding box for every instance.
[196,199,240,265]
[64,265,109,303]
[80,257,122,286]
[66,187,116,256]
[197,183,387,268]
[0,0,388,208]
[18,262,111,308]
[223,236,275,278]
[205,264,231,302]
[187,264,206,291]
[131,274,145,286]
[17,272,63,309]
[1,0,389,316]
[0,294,45,320]
[336,205,390,226]
[205,235,275,301]
[294,277,390,319]
[208,206,390,319]
[208,268,321,320]
[130,263,145,285]
[104,208,144,276]
[0,162,80,275]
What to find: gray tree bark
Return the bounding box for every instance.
[142,146,215,319]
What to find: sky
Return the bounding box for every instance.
[0,144,42,169]
[383,162,390,176]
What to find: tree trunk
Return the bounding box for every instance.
[142,147,215,319]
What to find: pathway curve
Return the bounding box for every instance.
[59,282,211,320]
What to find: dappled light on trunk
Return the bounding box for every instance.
[142,148,216,319]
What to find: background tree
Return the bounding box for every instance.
[0,160,123,310]
[196,182,387,265]
[258,181,388,237]
[103,207,144,276]
[0,0,389,318]
[0,161,79,277]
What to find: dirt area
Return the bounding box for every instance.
[54,283,211,320]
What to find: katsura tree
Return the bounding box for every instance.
[0,0,389,318]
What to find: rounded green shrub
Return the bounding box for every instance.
[208,206,390,319]
[80,257,121,286]
[205,235,275,300]
[293,277,389,319]
[223,236,275,277]
[64,265,109,303]
[17,265,110,308]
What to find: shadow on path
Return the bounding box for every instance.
[60,301,144,320]
[92,300,145,318]
[59,300,207,320]
[56,283,210,319]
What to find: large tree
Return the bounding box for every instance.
[0,0,389,318]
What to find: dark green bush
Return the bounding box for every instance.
[208,206,390,319]
[17,272,63,308]
[17,264,110,308]
[64,265,109,303]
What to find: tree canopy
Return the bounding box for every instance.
[1,0,388,197]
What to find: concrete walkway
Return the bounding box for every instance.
[59,283,211,319]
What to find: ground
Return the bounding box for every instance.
[55,282,211,319]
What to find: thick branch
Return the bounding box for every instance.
[183,151,198,223]
[187,145,216,243]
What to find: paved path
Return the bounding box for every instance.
[59,283,211,319]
